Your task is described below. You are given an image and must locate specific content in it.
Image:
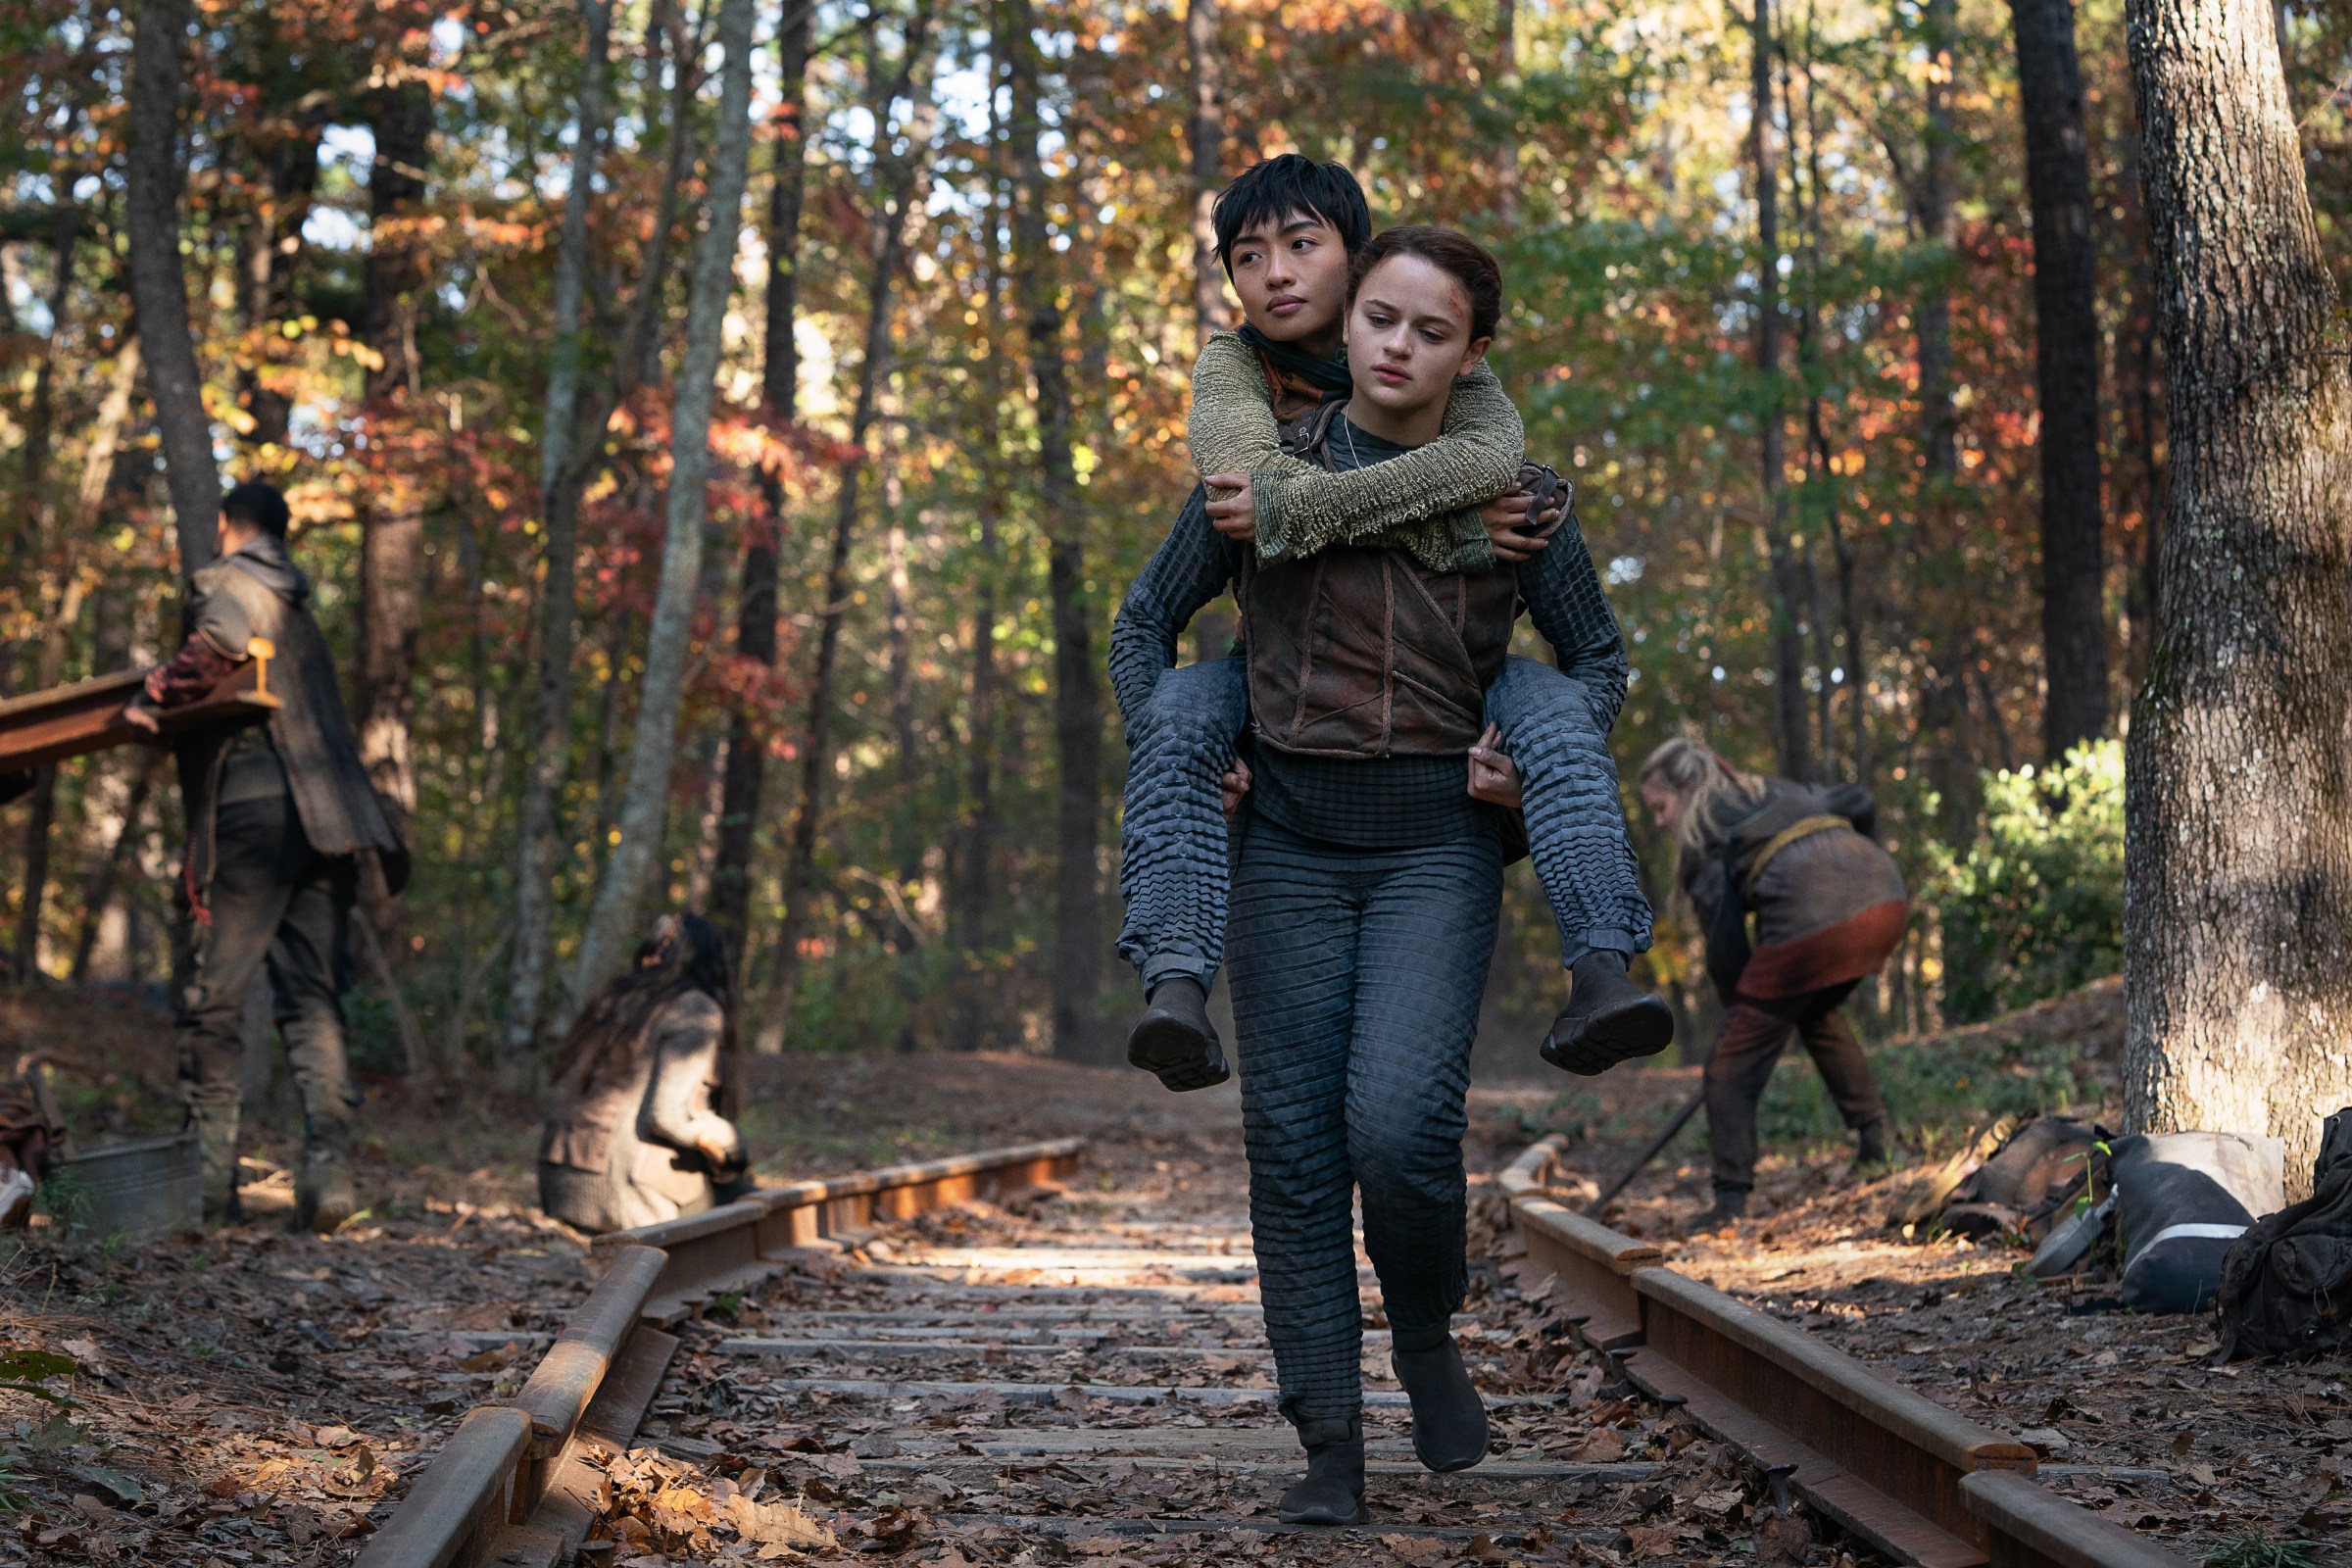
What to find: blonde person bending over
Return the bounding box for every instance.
[539,914,749,1234]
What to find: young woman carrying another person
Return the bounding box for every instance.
[538,914,751,1234]
[1637,737,1908,1226]
[1113,155,1670,1097]
[1117,225,1593,1523]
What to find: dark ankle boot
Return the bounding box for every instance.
[1125,977,1230,1092]
[1390,1332,1490,1473]
[297,1132,359,1235]
[189,1104,242,1225]
[1277,1415,1366,1526]
[1539,951,1674,1076]
[1854,1120,1891,1168]
[1700,1187,1749,1226]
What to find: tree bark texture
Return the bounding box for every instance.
[1909,0,1980,837]
[1185,0,1228,338]
[564,0,760,1009]
[2010,0,2110,759]
[2123,0,2352,1195]
[710,1,812,978]
[1749,0,1810,783]
[123,0,219,571]
[1010,0,1107,1061]
[355,79,434,843]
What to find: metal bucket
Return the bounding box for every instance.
[47,1132,202,1241]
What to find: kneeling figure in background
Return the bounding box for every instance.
[539,913,750,1234]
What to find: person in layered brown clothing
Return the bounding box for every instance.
[1638,736,1908,1225]
[127,480,408,1231]
[538,913,749,1235]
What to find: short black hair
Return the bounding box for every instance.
[1212,155,1372,276]
[220,480,290,540]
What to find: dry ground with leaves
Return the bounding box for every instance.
[0,981,2335,1565]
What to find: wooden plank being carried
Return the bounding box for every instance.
[0,642,279,771]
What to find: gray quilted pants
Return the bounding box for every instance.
[1227,815,1502,1426]
[1115,654,1650,992]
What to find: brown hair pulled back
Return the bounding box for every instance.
[1347,225,1504,342]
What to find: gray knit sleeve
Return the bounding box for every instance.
[1250,362,1522,566]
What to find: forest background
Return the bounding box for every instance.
[4,0,2345,1076]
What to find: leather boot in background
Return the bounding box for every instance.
[296,1115,358,1234]
[190,1103,243,1224]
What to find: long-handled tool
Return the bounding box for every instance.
[1588,1085,1706,1212]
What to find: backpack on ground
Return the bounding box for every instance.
[2111,1130,2285,1314]
[2218,1107,2352,1361]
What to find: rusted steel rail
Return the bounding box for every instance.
[0,645,279,772]
[354,1138,1086,1568]
[1500,1137,2191,1568]
[587,1136,1087,1325]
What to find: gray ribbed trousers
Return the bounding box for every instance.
[1116,655,1648,994]
[1226,814,1503,1427]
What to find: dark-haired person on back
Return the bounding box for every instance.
[1116,155,1668,1093]
[127,480,408,1231]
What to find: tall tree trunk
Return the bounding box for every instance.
[1185,0,1228,338]
[68,754,163,984]
[1917,0,1959,480]
[1788,33,1869,781]
[16,340,142,979]
[952,33,1011,1055]
[236,120,322,448]
[1492,0,1520,224]
[123,0,219,571]
[355,79,434,886]
[758,5,936,1053]
[506,0,634,1054]
[2011,0,2109,759]
[710,0,811,977]
[1008,0,1106,1060]
[1911,0,1976,836]
[1749,0,1810,782]
[566,0,759,1008]
[2123,0,2352,1195]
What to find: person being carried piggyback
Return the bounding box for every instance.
[1111,154,1670,1088]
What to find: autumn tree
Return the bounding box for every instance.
[2009,0,2110,757]
[567,0,760,1004]
[123,0,217,568]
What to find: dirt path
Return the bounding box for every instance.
[0,980,2331,1563]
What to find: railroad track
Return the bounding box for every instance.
[357,1129,2196,1568]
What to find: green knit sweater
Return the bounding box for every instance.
[1186,330,1524,572]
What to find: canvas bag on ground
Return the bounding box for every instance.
[2217,1107,2352,1361]
[2109,1131,2285,1313]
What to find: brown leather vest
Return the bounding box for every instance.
[1240,401,1520,759]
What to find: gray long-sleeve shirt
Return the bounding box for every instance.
[1109,467,1630,732]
